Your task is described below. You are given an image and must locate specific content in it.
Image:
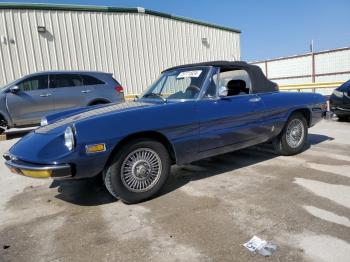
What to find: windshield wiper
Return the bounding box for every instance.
[143,92,167,102]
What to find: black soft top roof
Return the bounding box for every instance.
[163,61,278,94]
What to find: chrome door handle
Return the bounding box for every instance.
[249,97,261,103]
[40,93,52,97]
[81,90,92,93]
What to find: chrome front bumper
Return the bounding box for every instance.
[3,153,72,179]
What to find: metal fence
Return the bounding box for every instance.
[251,47,350,95]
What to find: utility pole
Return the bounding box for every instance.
[310,40,315,83]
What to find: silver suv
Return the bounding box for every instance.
[0,71,125,133]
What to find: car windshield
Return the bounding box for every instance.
[141,67,210,100]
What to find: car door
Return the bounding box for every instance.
[6,74,54,126]
[198,69,266,152]
[50,74,91,112]
[198,95,266,152]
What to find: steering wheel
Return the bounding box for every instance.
[185,85,200,97]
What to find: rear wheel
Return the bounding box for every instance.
[103,139,171,204]
[273,112,308,156]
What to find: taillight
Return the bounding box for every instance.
[115,85,124,93]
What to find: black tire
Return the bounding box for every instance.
[337,115,348,121]
[273,112,308,156]
[0,117,7,135]
[103,138,171,204]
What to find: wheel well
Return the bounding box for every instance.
[0,113,7,132]
[106,131,177,166]
[290,108,311,127]
[88,99,110,106]
[0,113,7,124]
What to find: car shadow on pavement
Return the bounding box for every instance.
[50,133,333,206]
[158,133,334,199]
[51,176,116,206]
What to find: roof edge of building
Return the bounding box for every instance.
[0,2,241,34]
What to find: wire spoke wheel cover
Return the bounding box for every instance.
[121,148,162,193]
[286,119,304,148]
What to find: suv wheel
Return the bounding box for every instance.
[337,115,348,121]
[273,112,308,156]
[0,117,7,135]
[103,139,171,204]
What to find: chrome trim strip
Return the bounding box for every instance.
[5,160,72,179]
[5,160,70,171]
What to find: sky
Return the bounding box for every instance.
[1,0,349,61]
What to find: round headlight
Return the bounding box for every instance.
[40,117,48,126]
[64,126,75,151]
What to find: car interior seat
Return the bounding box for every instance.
[226,80,249,96]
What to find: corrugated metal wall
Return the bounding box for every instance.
[0,8,240,95]
[252,47,350,86]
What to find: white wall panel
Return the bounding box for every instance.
[274,77,312,85]
[316,73,350,83]
[267,56,312,79]
[315,49,350,74]
[252,48,350,86]
[0,8,240,95]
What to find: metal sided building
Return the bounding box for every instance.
[0,3,241,96]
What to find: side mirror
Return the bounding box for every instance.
[218,86,228,97]
[9,86,20,94]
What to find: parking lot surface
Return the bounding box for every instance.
[0,119,349,262]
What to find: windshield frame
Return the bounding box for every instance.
[140,66,214,102]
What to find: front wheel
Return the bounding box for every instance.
[273,112,308,156]
[103,139,171,204]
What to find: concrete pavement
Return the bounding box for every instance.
[0,119,349,262]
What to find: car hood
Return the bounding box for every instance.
[35,101,157,134]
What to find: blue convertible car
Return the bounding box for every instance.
[4,61,327,203]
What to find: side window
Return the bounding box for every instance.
[81,75,105,86]
[18,75,48,92]
[219,70,251,97]
[52,74,83,88]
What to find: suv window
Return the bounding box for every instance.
[81,75,105,85]
[18,75,48,92]
[51,74,83,88]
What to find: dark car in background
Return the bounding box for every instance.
[0,71,125,133]
[329,79,350,120]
